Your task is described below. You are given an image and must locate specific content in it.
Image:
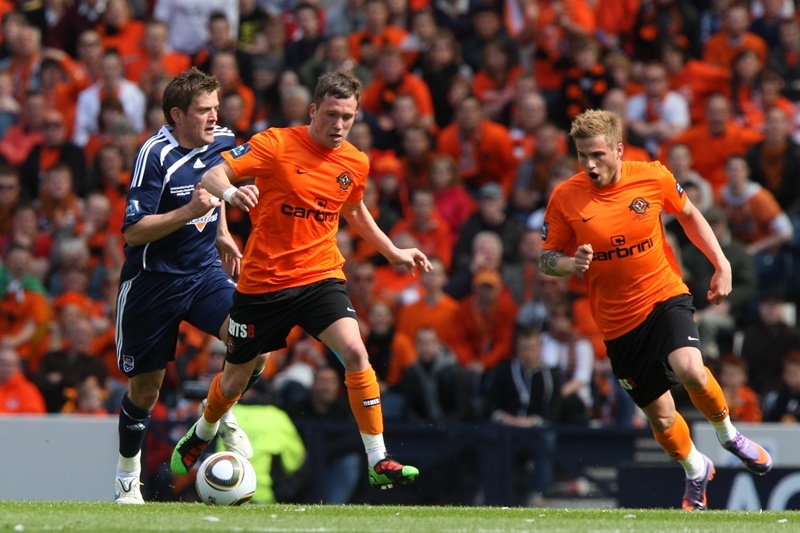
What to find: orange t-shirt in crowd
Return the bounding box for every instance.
[703,32,768,70]
[436,119,517,194]
[222,126,369,294]
[668,60,730,124]
[451,287,519,371]
[395,294,461,350]
[348,25,409,63]
[99,19,146,68]
[659,122,763,192]
[360,72,435,123]
[0,289,51,370]
[0,371,46,414]
[542,161,689,340]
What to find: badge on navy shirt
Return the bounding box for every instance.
[230,143,250,158]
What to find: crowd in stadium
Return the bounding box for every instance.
[2,0,800,502]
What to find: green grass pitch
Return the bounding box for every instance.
[1,501,798,533]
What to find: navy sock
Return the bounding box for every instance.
[118,392,151,458]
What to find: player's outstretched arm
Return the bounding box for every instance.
[675,198,732,305]
[341,200,433,275]
[539,244,593,276]
[202,162,259,212]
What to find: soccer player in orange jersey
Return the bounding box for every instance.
[171,71,431,489]
[539,109,772,511]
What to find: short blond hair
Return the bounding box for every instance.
[569,109,623,147]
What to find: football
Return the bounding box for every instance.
[195,451,257,506]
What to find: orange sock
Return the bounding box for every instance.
[344,367,384,435]
[652,411,693,460]
[686,367,729,422]
[204,373,240,424]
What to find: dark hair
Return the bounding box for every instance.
[313,71,361,108]
[161,67,221,127]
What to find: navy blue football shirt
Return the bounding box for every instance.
[122,125,236,274]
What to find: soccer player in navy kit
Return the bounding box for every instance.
[113,67,266,504]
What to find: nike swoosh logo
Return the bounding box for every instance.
[582,215,598,222]
[347,307,355,312]
[296,169,311,174]
[688,336,699,341]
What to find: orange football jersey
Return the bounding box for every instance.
[542,161,689,340]
[222,126,369,294]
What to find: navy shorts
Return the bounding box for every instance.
[604,294,702,408]
[116,265,235,377]
[225,279,356,365]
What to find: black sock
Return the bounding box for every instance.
[243,367,264,394]
[118,392,151,458]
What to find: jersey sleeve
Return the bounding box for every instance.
[657,162,687,216]
[541,186,576,251]
[122,143,166,231]
[222,128,279,178]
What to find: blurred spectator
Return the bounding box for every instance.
[237,0,271,56]
[472,37,522,124]
[5,23,43,105]
[400,326,472,422]
[718,355,762,423]
[418,28,472,130]
[746,107,800,218]
[284,3,325,69]
[91,143,129,228]
[436,97,517,197]
[0,164,21,236]
[698,0,728,46]
[603,52,643,98]
[34,163,84,239]
[508,89,564,166]
[284,365,363,504]
[592,0,639,53]
[763,351,800,423]
[26,0,70,52]
[448,227,503,300]
[661,37,729,125]
[630,0,701,62]
[97,0,145,70]
[399,124,438,194]
[398,7,437,71]
[660,93,763,193]
[682,206,758,359]
[396,256,460,349]
[273,84,311,128]
[361,46,435,141]
[390,188,452,271]
[511,123,566,221]
[251,16,287,114]
[719,155,793,292]
[372,231,424,306]
[502,228,541,308]
[561,36,612,127]
[38,49,93,142]
[347,261,382,322]
[364,298,416,394]
[0,244,50,372]
[428,154,474,246]
[298,34,371,93]
[346,177,400,265]
[768,17,800,103]
[451,268,518,381]
[152,0,239,56]
[73,29,104,83]
[703,3,768,69]
[21,107,87,199]
[751,0,794,48]
[210,51,255,134]
[193,11,243,75]
[72,49,146,147]
[0,90,46,167]
[627,61,690,158]
[0,344,46,414]
[735,290,799,396]
[0,202,52,280]
[666,144,714,214]
[0,70,20,140]
[728,48,771,129]
[125,19,191,95]
[0,10,26,63]
[540,298,593,425]
[452,182,525,273]
[347,0,408,66]
[484,327,561,507]
[59,0,107,58]
[217,91,251,143]
[32,314,107,413]
[68,376,108,415]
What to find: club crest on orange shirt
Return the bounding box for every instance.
[628,197,650,217]
[336,172,353,191]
